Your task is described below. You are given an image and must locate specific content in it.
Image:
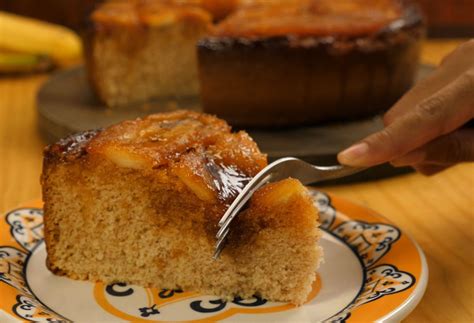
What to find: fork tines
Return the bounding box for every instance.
[212,157,365,260]
[212,161,286,260]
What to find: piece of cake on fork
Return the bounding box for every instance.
[41,110,322,305]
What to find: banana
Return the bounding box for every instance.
[0,11,82,66]
[0,52,54,73]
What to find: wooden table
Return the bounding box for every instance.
[0,39,473,322]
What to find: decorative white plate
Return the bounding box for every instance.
[0,190,427,322]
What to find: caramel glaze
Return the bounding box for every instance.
[212,0,405,38]
[43,129,102,163]
[85,111,265,173]
[91,0,213,28]
[91,0,421,37]
[201,0,424,52]
[91,0,249,28]
[205,160,252,203]
[43,111,267,231]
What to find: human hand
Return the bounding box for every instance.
[337,39,474,175]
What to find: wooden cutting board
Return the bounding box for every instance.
[38,65,434,183]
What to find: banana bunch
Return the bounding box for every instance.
[0,11,83,74]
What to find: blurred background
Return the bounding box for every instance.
[416,0,474,37]
[0,0,472,77]
[1,0,473,36]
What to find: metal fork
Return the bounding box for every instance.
[213,157,366,259]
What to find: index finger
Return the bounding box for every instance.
[338,69,474,167]
[384,40,474,125]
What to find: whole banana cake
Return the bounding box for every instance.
[86,0,424,126]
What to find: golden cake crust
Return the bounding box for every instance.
[86,110,265,173]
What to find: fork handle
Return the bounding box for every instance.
[303,165,367,184]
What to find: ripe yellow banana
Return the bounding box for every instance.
[0,11,82,66]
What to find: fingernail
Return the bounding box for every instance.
[338,142,369,165]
